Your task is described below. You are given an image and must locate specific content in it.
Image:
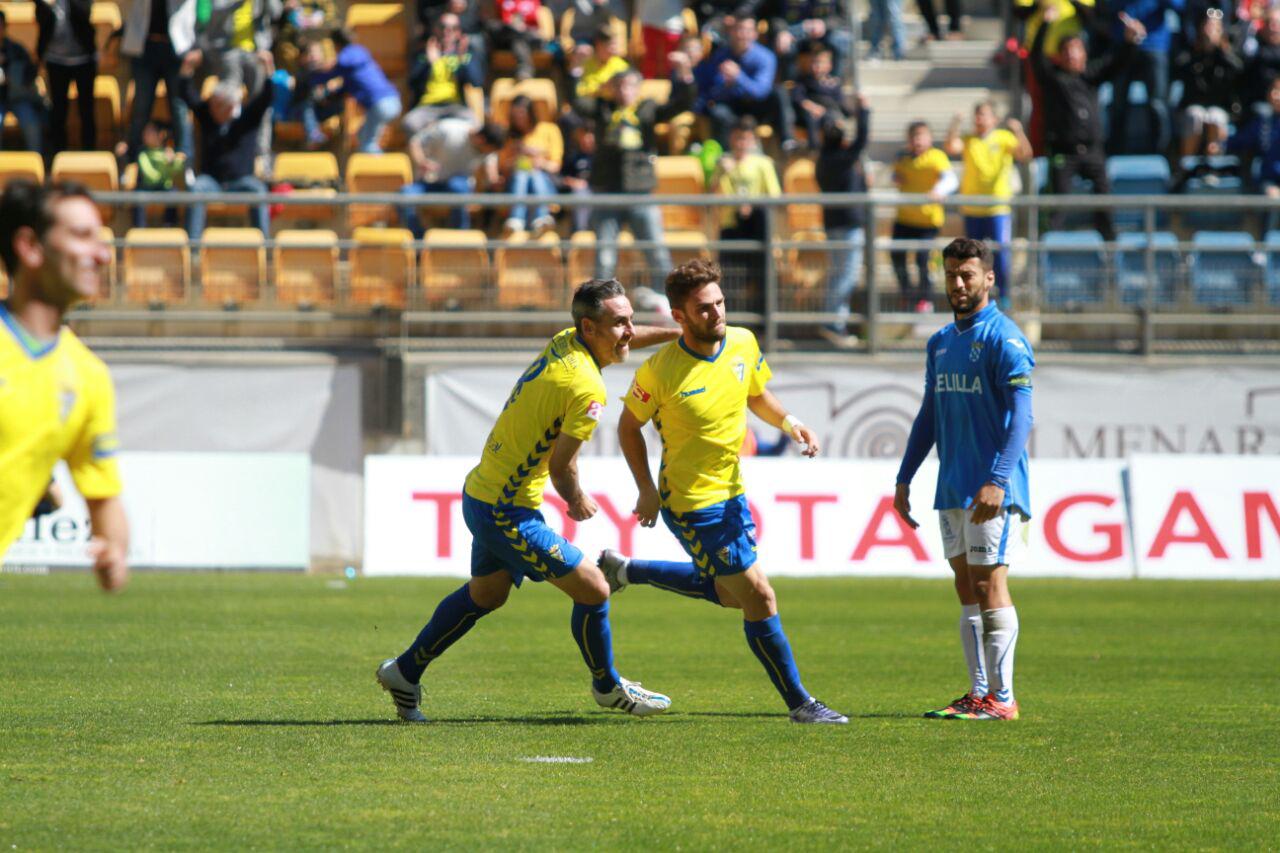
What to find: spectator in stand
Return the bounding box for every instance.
[403,12,479,136]
[585,60,695,292]
[558,114,594,232]
[178,48,273,240]
[199,0,281,171]
[1226,74,1280,231]
[287,38,342,146]
[485,0,545,81]
[944,101,1032,300]
[132,119,184,227]
[36,0,98,160]
[1244,7,1280,112]
[632,0,685,79]
[715,116,780,305]
[694,15,796,150]
[121,0,197,163]
[568,26,630,113]
[791,45,846,150]
[764,1,853,78]
[276,0,337,73]
[866,0,905,61]
[0,10,45,152]
[1106,0,1180,155]
[1014,0,1096,154]
[891,121,957,311]
[1174,8,1243,157]
[418,0,488,80]
[815,94,869,348]
[304,28,402,153]
[563,0,626,48]
[399,118,504,235]
[918,0,964,42]
[499,95,564,235]
[1031,1,1135,240]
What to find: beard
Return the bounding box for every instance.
[686,319,726,344]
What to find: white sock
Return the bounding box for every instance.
[981,606,1019,704]
[960,604,988,696]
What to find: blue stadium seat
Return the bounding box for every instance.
[1265,231,1280,305]
[1189,232,1261,307]
[1115,232,1180,306]
[1107,155,1171,232]
[1041,230,1107,306]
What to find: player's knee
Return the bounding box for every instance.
[468,579,510,610]
[970,573,993,603]
[739,577,777,612]
[578,579,610,606]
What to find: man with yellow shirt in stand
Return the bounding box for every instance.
[402,11,480,135]
[569,26,630,111]
[0,180,128,592]
[945,101,1033,302]
[892,121,957,312]
[715,117,781,311]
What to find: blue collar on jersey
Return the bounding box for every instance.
[953,300,999,333]
[573,331,603,370]
[0,300,61,360]
[677,335,726,363]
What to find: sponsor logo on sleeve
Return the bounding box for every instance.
[585,400,604,421]
[631,383,651,403]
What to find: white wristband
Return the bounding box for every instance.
[782,414,803,433]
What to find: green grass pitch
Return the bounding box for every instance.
[1,573,1277,849]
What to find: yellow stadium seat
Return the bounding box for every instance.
[200,228,264,307]
[568,230,653,289]
[274,229,338,307]
[780,229,829,309]
[566,231,597,288]
[123,228,189,306]
[783,158,823,234]
[420,229,490,308]
[52,151,118,223]
[91,2,122,72]
[273,152,340,223]
[345,3,407,78]
[495,232,565,309]
[0,3,37,55]
[638,79,671,105]
[654,156,706,233]
[665,230,711,266]
[346,152,412,228]
[490,77,559,126]
[349,227,414,308]
[0,151,44,190]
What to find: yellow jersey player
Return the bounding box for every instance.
[607,259,848,724]
[377,279,680,722]
[0,180,128,591]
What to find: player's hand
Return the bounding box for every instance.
[566,492,599,522]
[633,486,660,528]
[792,424,820,458]
[968,482,1005,526]
[893,483,919,529]
[88,537,129,593]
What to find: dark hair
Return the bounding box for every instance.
[665,258,721,310]
[0,9,7,24]
[907,120,930,136]
[942,237,992,270]
[572,278,626,330]
[0,180,96,277]
[593,26,613,44]
[731,115,758,134]
[476,121,508,149]
[508,94,534,134]
[330,27,352,49]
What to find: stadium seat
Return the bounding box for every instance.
[0,151,44,189]
[345,4,408,78]
[783,158,822,234]
[1106,155,1170,232]
[1114,232,1180,306]
[91,2,122,73]
[349,227,414,308]
[567,230,650,288]
[0,2,37,55]
[420,229,490,309]
[778,230,830,309]
[346,152,413,228]
[51,151,119,222]
[1189,231,1261,307]
[494,232,565,309]
[490,78,559,125]
[654,156,706,233]
[489,6,556,75]
[273,229,338,307]
[566,231,599,287]
[123,228,189,306]
[64,75,121,152]
[666,230,711,267]
[1179,156,1246,232]
[1266,231,1280,306]
[273,152,340,223]
[200,228,264,307]
[1040,230,1106,306]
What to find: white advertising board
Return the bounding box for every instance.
[4,453,311,570]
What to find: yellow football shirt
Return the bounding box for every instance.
[0,304,122,559]
[464,328,608,509]
[960,129,1018,217]
[232,0,256,52]
[419,53,468,106]
[894,147,953,229]
[576,55,630,98]
[716,153,782,228]
[623,327,771,514]
[1018,0,1095,54]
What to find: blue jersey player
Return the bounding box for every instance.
[894,238,1033,721]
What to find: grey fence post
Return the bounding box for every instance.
[1141,204,1156,355]
[864,198,879,354]
[763,204,780,353]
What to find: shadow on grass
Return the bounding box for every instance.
[193,713,655,727]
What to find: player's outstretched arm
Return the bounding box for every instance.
[628,325,682,350]
[86,496,130,593]
[548,433,598,522]
[746,390,820,457]
[618,408,660,527]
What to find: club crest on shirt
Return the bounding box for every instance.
[718,546,731,564]
[969,341,984,363]
[733,357,746,383]
[59,388,77,423]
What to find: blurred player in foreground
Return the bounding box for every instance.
[606,259,848,724]
[894,238,1034,721]
[377,279,681,722]
[0,180,129,591]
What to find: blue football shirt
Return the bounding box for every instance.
[923,302,1035,516]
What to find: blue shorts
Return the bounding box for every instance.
[660,494,758,578]
[463,494,583,587]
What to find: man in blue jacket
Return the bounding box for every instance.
[305,28,402,153]
[694,15,795,149]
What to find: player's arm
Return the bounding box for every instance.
[628,324,681,349]
[617,407,660,527]
[86,496,129,593]
[547,433,598,522]
[746,390,819,458]
[971,379,1034,525]
[894,367,938,530]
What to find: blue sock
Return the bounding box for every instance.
[743,615,809,711]
[396,584,492,683]
[571,601,621,693]
[627,558,721,604]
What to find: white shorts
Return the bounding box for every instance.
[938,508,1028,567]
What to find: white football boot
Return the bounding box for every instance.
[592,677,671,717]
[376,658,427,723]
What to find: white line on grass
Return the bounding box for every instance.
[519,756,594,764]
